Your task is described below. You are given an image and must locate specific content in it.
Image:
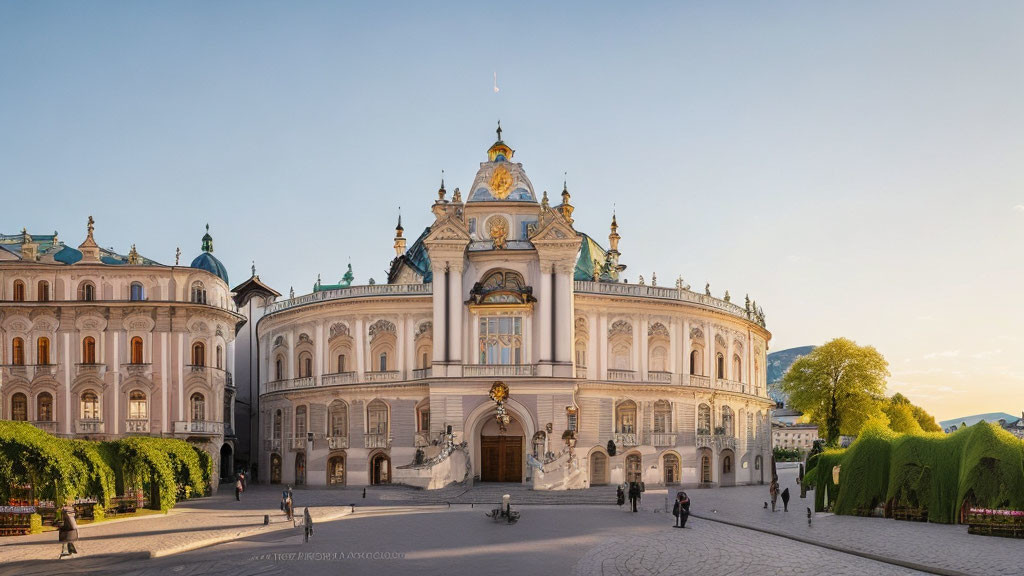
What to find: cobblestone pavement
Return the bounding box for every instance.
[0,505,931,576]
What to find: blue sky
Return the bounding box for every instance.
[3,1,1023,419]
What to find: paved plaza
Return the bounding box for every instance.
[1,468,1022,576]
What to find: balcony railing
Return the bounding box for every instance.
[607,369,637,382]
[716,378,745,394]
[31,364,57,379]
[122,363,152,378]
[648,433,677,446]
[647,371,673,383]
[265,283,432,314]
[696,434,737,450]
[463,364,536,377]
[411,368,431,380]
[76,363,106,378]
[265,376,316,393]
[321,372,356,386]
[614,432,639,448]
[575,365,588,379]
[264,439,282,453]
[124,419,150,433]
[365,371,401,382]
[689,375,712,389]
[328,436,349,450]
[76,419,104,434]
[574,280,761,327]
[31,420,57,434]
[364,433,391,449]
[173,420,224,435]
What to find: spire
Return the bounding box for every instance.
[541,190,549,209]
[558,176,574,225]
[496,119,502,142]
[78,215,101,262]
[487,121,514,161]
[437,170,447,201]
[608,212,620,253]
[394,209,407,256]
[201,223,214,253]
[252,261,257,278]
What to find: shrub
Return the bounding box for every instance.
[29,513,42,534]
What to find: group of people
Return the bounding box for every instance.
[615,481,691,528]
[616,481,646,512]
[768,476,791,512]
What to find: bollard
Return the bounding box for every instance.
[264,514,269,525]
[362,487,366,498]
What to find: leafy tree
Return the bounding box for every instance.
[886,393,941,433]
[780,338,889,446]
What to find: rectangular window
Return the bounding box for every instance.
[419,409,430,432]
[478,315,523,365]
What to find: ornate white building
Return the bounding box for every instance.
[0,219,243,483]
[244,126,774,489]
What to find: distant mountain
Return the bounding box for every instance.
[766,345,815,405]
[939,412,1019,431]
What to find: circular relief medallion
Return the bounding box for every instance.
[489,381,509,403]
[488,165,514,199]
[487,215,509,249]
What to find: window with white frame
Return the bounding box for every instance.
[478,316,522,365]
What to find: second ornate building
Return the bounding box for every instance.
[243,126,774,490]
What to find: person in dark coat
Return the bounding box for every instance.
[769,478,779,512]
[303,507,314,543]
[628,482,641,513]
[616,484,625,507]
[781,487,791,512]
[673,491,691,528]
[58,506,79,558]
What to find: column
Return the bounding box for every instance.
[404,315,415,376]
[668,317,677,378]
[177,332,185,421]
[638,315,649,378]
[113,331,120,435]
[598,313,608,380]
[727,337,734,381]
[227,341,235,383]
[432,270,447,364]
[587,311,598,378]
[631,317,640,373]
[470,312,480,365]
[397,314,407,376]
[161,333,169,433]
[538,269,552,363]
[682,319,691,379]
[354,315,366,375]
[706,325,713,379]
[554,269,572,363]
[448,265,463,363]
[64,332,72,435]
[286,331,295,380]
[314,321,324,382]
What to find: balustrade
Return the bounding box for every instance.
[75,419,104,434]
[364,434,391,449]
[328,436,349,450]
[265,283,432,314]
[648,433,677,446]
[173,420,224,435]
[614,432,639,448]
[321,372,356,386]
[463,364,536,377]
[125,419,150,433]
[31,421,57,434]
[575,365,588,379]
[647,371,672,383]
[365,370,401,382]
[411,368,431,380]
[607,369,637,382]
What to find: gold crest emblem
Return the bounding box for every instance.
[488,165,514,199]
[489,381,509,403]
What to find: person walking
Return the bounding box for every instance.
[769,478,779,512]
[675,492,691,528]
[781,487,791,512]
[281,488,287,511]
[303,507,314,543]
[285,494,294,522]
[628,482,641,513]
[235,477,243,501]
[616,484,625,508]
[240,472,247,491]
[57,506,79,559]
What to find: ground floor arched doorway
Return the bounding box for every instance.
[590,451,609,485]
[479,414,524,482]
[625,452,642,483]
[698,448,712,483]
[663,452,680,485]
[720,449,735,486]
[270,454,282,484]
[370,451,391,485]
[328,453,346,486]
[295,452,306,485]
[220,443,233,480]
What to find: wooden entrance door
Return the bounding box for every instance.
[481,436,523,482]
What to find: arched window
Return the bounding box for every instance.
[82,336,96,364]
[275,357,284,380]
[12,280,26,301]
[329,400,348,438]
[716,353,724,379]
[378,352,388,372]
[190,281,206,304]
[191,342,206,366]
[216,345,223,369]
[129,390,147,419]
[12,337,25,365]
[722,406,735,437]
[295,405,307,440]
[723,454,732,474]
[190,392,205,421]
[650,345,667,372]
[37,392,53,421]
[11,393,28,421]
[653,400,672,433]
[416,400,430,433]
[697,403,711,434]
[336,354,346,373]
[37,281,49,302]
[273,409,283,439]
[80,390,99,420]
[420,352,429,369]
[615,400,637,434]
[298,352,312,378]
[78,281,95,301]
[130,282,144,301]
[733,354,742,382]
[36,337,50,365]
[130,337,144,364]
[367,400,389,435]
[689,349,700,375]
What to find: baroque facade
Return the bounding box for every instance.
[245,126,774,490]
[0,219,242,483]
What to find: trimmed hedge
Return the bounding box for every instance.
[0,421,209,512]
[803,422,1024,523]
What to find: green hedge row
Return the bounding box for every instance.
[804,422,1024,523]
[0,421,210,511]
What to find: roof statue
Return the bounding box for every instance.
[724,290,731,302]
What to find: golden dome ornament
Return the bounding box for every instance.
[488,165,514,199]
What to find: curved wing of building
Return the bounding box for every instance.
[247,125,774,490]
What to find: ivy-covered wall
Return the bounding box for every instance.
[0,421,209,512]
[804,422,1024,523]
